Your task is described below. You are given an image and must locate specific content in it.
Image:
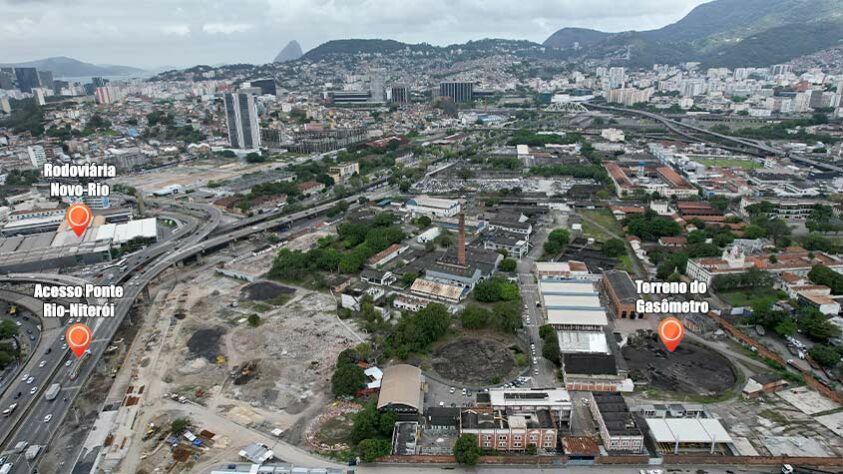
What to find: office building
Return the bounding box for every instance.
[92,77,107,88]
[36,70,54,90]
[14,67,40,93]
[249,79,277,96]
[390,84,409,104]
[608,67,625,89]
[0,69,14,90]
[223,92,261,150]
[27,145,47,168]
[33,88,47,106]
[369,69,386,103]
[325,90,371,105]
[439,82,474,103]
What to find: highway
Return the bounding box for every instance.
[581,103,785,157]
[0,202,219,472]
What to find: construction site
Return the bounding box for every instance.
[38,227,364,473]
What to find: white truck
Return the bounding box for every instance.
[0,462,12,474]
[24,445,41,461]
[45,383,61,401]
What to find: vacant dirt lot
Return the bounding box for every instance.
[432,336,519,386]
[623,331,737,396]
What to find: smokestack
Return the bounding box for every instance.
[458,212,466,267]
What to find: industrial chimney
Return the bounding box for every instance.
[458,212,466,267]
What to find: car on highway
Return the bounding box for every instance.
[29,386,37,395]
[26,377,34,384]
[43,414,52,423]
[20,373,28,382]
[65,360,72,367]
[38,360,46,368]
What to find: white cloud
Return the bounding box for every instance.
[202,22,253,35]
[162,24,191,36]
[0,0,712,68]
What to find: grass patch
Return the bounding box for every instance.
[579,209,623,243]
[266,294,292,306]
[691,158,762,170]
[617,254,635,273]
[242,301,273,313]
[717,288,779,308]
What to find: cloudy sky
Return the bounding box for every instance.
[2,0,712,69]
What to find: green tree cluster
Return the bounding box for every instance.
[386,303,451,358]
[453,434,482,465]
[601,238,626,258]
[473,278,520,303]
[808,264,843,294]
[538,324,561,366]
[350,401,398,462]
[624,210,681,242]
[331,348,366,397]
[459,302,521,334]
[268,212,404,280]
[543,228,570,256]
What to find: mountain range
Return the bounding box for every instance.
[0,57,146,78]
[543,0,843,67]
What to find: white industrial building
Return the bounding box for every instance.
[645,417,734,454]
[405,196,461,218]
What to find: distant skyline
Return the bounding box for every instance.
[1,0,713,70]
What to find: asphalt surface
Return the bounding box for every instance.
[518,211,566,389]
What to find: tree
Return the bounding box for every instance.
[602,238,626,258]
[492,301,522,334]
[171,417,191,435]
[461,305,491,329]
[744,224,767,239]
[378,411,398,436]
[687,230,707,245]
[473,278,519,303]
[247,314,261,327]
[543,228,571,255]
[808,345,841,369]
[358,438,391,462]
[773,317,797,337]
[0,320,18,340]
[351,402,381,444]
[331,361,365,397]
[245,152,267,163]
[453,434,482,465]
[414,215,432,228]
[797,308,842,342]
[542,339,561,365]
[499,258,517,272]
[401,272,419,286]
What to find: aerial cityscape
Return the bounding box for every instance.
[2,0,843,473]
